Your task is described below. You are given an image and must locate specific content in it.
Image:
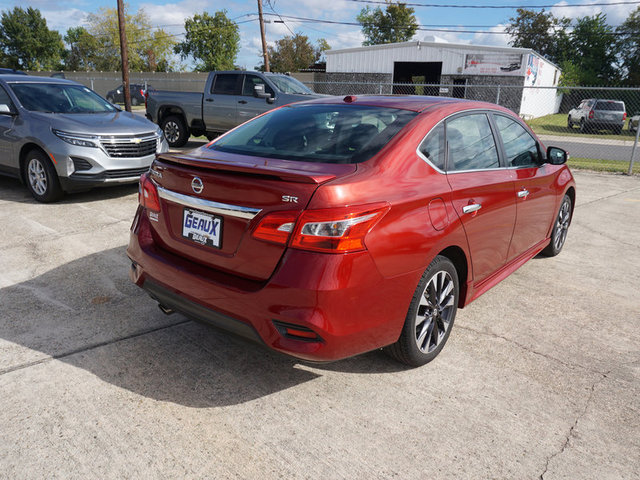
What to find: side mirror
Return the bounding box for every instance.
[117,89,122,94]
[0,104,16,115]
[254,84,274,103]
[547,146,568,165]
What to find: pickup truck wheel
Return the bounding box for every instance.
[567,116,573,128]
[161,115,189,147]
[24,149,63,203]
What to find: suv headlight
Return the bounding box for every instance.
[52,129,100,148]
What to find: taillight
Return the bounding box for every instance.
[291,203,390,253]
[138,172,161,213]
[252,211,299,245]
[623,112,627,121]
[140,89,145,97]
[588,110,594,119]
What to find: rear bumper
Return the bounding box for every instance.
[127,208,419,362]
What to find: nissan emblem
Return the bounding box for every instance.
[191,177,204,194]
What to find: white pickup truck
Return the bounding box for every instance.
[145,70,322,147]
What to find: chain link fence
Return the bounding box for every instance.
[305,81,640,175]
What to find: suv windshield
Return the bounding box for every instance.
[268,76,313,95]
[208,104,418,164]
[595,100,624,111]
[9,83,118,113]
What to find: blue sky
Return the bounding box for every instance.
[2,0,639,70]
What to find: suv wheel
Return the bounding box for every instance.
[579,119,588,133]
[161,115,189,148]
[24,149,63,203]
[132,97,139,106]
[567,116,573,128]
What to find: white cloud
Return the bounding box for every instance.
[40,8,89,33]
[471,24,512,48]
[550,0,637,25]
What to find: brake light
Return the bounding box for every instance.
[623,112,627,121]
[252,211,299,245]
[138,172,161,213]
[588,110,594,119]
[140,89,145,98]
[291,203,390,253]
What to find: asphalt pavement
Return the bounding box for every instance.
[2,169,637,479]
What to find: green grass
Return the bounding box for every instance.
[526,113,637,141]
[568,157,639,174]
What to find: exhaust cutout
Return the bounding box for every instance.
[158,303,174,315]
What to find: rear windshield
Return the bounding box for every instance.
[595,101,624,111]
[208,104,418,164]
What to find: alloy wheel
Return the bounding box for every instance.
[28,158,47,196]
[414,270,456,353]
[163,121,180,144]
[554,198,571,251]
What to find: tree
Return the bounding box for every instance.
[0,7,64,70]
[86,4,176,71]
[617,7,640,85]
[174,11,240,72]
[357,2,418,46]
[505,9,570,65]
[265,34,329,72]
[567,13,619,85]
[64,27,100,71]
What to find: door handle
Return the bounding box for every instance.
[462,203,482,214]
[517,189,530,198]
[238,100,248,104]
[205,98,214,102]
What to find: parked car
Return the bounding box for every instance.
[567,99,627,134]
[106,83,152,106]
[0,75,168,202]
[127,95,575,366]
[145,70,322,147]
[628,114,639,133]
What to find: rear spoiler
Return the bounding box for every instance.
[156,152,355,185]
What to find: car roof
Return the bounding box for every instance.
[291,95,501,113]
[0,74,78,85]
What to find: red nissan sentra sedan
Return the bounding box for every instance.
[127,95,575,366]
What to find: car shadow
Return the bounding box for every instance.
[0,175,138,205]
[0,246,404,408]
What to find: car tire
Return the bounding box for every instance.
[161,115,189,148]
[579,120,588,133]
[23,149,63,203]
[132,97,139,106]
[541,194,572,257]
[567,116,573,128]
[384,255,459,367]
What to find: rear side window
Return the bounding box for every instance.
[212,74,241,95]
[494,115,540,168]
[446,114,499,171]
[208,104,418,164]
[418,124,445,170]
[595,101,624,111]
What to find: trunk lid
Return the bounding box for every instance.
[148,150,356,280]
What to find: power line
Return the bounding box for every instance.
[345,0,640,8]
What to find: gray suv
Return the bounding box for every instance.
[0,75,168,202]
[567,99,627,134]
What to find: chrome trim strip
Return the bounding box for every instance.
[157,186,262,220]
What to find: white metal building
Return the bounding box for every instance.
[324,41,562,118]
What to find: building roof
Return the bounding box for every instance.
[325,40,560,70]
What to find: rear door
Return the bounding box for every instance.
[492,113,557,259]
[203,73,242,132]
[445,112,517,284]
[0,84,16,172]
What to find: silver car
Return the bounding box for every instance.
[0,75,168,202]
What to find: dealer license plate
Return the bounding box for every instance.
[182,208,222,248]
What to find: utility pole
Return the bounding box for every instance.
[117,0,132,112]
[258,0,270,72]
